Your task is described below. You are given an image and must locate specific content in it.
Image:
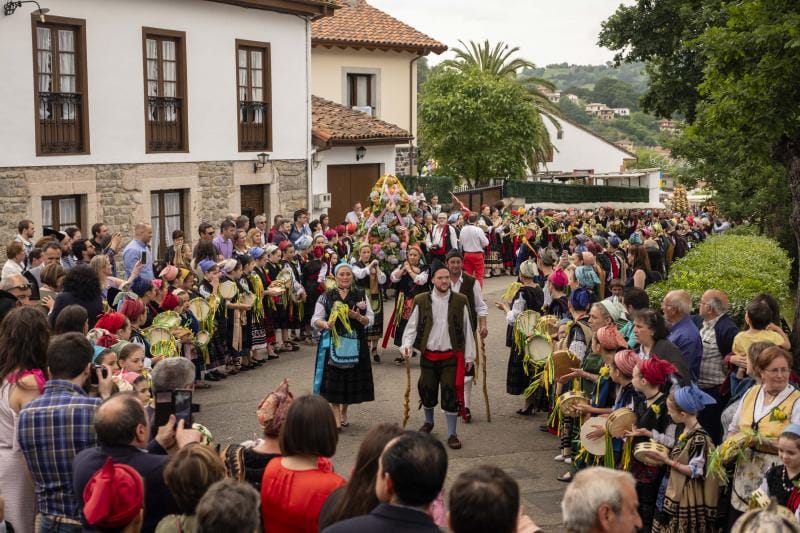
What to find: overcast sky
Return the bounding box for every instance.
[368,0,634,66]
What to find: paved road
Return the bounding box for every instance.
[195,276,567,530]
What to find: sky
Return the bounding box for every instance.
[368,0,634,66]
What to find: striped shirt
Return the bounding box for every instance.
[698,315,726,388]
[17,380,101,519]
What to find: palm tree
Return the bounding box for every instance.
[441,40,562,172]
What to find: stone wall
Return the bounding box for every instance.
[395,146,417,177]
[0,170,31,259]
[274,159,309,214]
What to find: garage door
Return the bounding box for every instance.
[327,163,380,226]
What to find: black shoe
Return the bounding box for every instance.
[464,408,472,423]
[418,422,434,433]
[516,407,535,417]
[239,364,253,371]
[557,472,573,483]
[394,357,404,365]
[205,373,220,382]
[539,424,550,432]
[447,435,462,449]
[267,354,279,361]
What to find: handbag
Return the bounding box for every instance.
[329,330,360,368]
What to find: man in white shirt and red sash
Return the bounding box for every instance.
[401,265,475,450]
[458,213,489,285]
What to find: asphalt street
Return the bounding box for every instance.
[195,276,567,530]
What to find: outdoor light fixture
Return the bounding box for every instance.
[4,0,49,21]
[312,151,321,169]
[253,152,269,173]
[356,146,366,161]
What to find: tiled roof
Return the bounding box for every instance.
[312,95,412,146]
[311,0,447,54]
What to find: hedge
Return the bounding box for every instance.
[647,234,792,324]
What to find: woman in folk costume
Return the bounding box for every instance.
[495,259,544,416]
[351,243,386,363]
[220,258,253,373]
[648,383,718,533]
[726,346,800,524]
[294,235,314,343]
[625,356,680,533]
[386,244,429,363]
[312,262,375,430]
[543,268,570,320]
[235,254,258,370]
[265,243,297,354]
[758,424,800,522]
[302,239,326,341]
[247,247,277,363]
[197,259,228,380]
[280,240,307,343]
[425,211,459,272]
[484,207,505,278]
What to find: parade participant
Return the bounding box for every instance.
[265,243,296,354]
[281,241,307,345]
[119,298,153,366]
[400,264,476,450]
[649,384,718,533]
[425,212,458,271]
[387,245,429,363]
[312,263,375,430]
[197,259,228,380]
[496,259,543,416]
[352,243,387,363]
[458,213,489,285]
[543,268,570,319]
[447,249,488,422]
[248,247,278,363]
[757,425,800,521]
[302,241,325,343]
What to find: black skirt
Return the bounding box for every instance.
[319,339,375,405]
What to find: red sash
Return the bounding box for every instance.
[423,350,467,421]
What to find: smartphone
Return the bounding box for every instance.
[154,391,173,428]
[90,364,108,386]
[172,389,193,426]
[140,250,147,264]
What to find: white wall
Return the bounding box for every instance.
[311,144,396,217]
[538,117,634,175]
[0,0,310,167]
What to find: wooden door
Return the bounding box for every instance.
[327,164,380,225]
[241,185,266,226]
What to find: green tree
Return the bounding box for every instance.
[418,67,550,187]
[416,56,430,91]
[592,77,639,110]
[558,97,591,125]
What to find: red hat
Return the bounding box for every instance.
[614,349,639,378]
[549,269,569,289]
[94,312,127,334]
[346,223,357,234]
[335,224,346,236]
[639,355,677,386]
[278,240,291,251]
[83,457,143,529]
[160,292,180,312]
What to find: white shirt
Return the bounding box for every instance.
[425,224,458,251]
[400,289,475,363]
[390,265,429,286]
[458,224,489,252]
[1,259,24,281]
[726,385,800,434]
[345,211,361,225]
[351,262,387,285]
[451,274,487,318]
[311,290,375,330]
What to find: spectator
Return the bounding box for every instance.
[322,431,446,533]
[221,379,293,490]
[72,392,199,532]
[662,290,703,379]
[49,264,104,329]
[271,218,291,245]
[254,215,268,235]
[318,423,404,529]
[18,333,112,532]
[123,223,154,281]
[289,209,311,244]
[2,242,25,280]
[163,229,185,266]
[631,309,691,385]
[0,274,32,308]
[197,222,215,243]
[236,214,250,231]
[54,304,89,335]
[27,247,43,270]
[620,287,649,348]
[213,220,236,260]
[345,203,363,226]
[39,261,64,301]
[448,465,542,533]
[27,241,62,286]
[196,480,261,533]
[81,457,145,533]
[261,394,345,533]
[15,219,35,258]
[561,467,642,533]
[319,213,330,233]
[72,239,96,265]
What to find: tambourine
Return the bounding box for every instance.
[560,390,589,416]
[606,407,637,438]
[171,327,193,340]
[152,310,181,330]
[195,331,211,347]
[580,416,607,456]
[633,441,670,466]
[748,488,770,510]
[515,310,549,361]
[187,298,211,321]
[219,280,238,300]
[537,315,560,338]
[551,349,579,379]
[239,293,255,307]
[146,327,173,345]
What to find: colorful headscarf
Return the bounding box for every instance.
[596,325,627,351]
[519,259,538,279]
[614,349,639,378]
[638,355,677,386]
[256,378,294,437]
[82,457,144,530]
[673,383,716,414]
[159,265,178,282]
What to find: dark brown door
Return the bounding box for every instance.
[241,185,267,225]
[327,164,380,225]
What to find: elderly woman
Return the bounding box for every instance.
[631,309,691,386]
[312,262,375,430]
[727,346,800,522]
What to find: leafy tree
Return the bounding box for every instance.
[418,67,550,187]
[592,78,639,110]
[416,56,430,91]
[558,97,591,125]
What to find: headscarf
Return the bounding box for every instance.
[93,346,110,363]
[220,259,238,273]
[110,340,131,356]
[519,259,538,279]
[549,269,569,289]
[596,325,627,351]
[783,424,800,438]
[638,355,677,386]
[256,378,294,438]
[333,262,351,276]
[323,229,337,241]
[599,298,626,324]
[130,277,152,298]
[575,265,600,289]
[264,244,279,256]
[569,287,592,311]
[613,349,639,378]
[177,268,191,282]
[295,235,312,251]
[248,247,265,259]
[160,292,180,312]
[94,312,127,335]
[672,383,716,414]
[198,259,217,273]
[629,233,643,245]
[159,265,178,282]
[82,457,144,530]
[278,240,291,252]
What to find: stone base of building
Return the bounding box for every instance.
[0,159,307,259]
[394,146,417,177]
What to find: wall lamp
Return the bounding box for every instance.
[4,0,49,21]
[356,146,366,161]
[253,152,269,173]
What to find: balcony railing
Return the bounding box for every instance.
[147,96,184,152]
[38,92,84,154]
[239,101,270,151]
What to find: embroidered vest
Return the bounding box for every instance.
[457,274,477,330]
[411,291,467,353]
[738,385,800,437]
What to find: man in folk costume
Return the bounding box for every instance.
[425,212,458,271]
[401,264,476,450]
[445,249,488,423]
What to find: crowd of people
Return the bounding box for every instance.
[0,173,796,533]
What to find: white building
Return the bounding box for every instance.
[0,0,334,258]
[538,116,637,175]
[612,108,630,117]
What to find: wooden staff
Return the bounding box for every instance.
[402,357,411,428]
[479,336,491,422]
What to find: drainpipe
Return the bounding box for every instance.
[304,16,314,214]
[408,54,419,178]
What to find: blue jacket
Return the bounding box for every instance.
[691,313,739,356]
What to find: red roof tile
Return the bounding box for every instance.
[312,95,412,146]
[311,0,447,54]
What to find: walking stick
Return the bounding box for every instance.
[480,336,491,422]
[402,357,411,428]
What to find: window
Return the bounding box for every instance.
[150,190,185,260]
[347,73,374,115]
[32,16,89,155]
[142,28,188,152]
[236,40,272,152]
[42,195,81,231]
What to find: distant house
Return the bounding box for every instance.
[657,119,679,133]
[564,93,580,103]
[310,0,446,221]
[612,108,630,117]
[585,102,609,114]
[537,86,561,103]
